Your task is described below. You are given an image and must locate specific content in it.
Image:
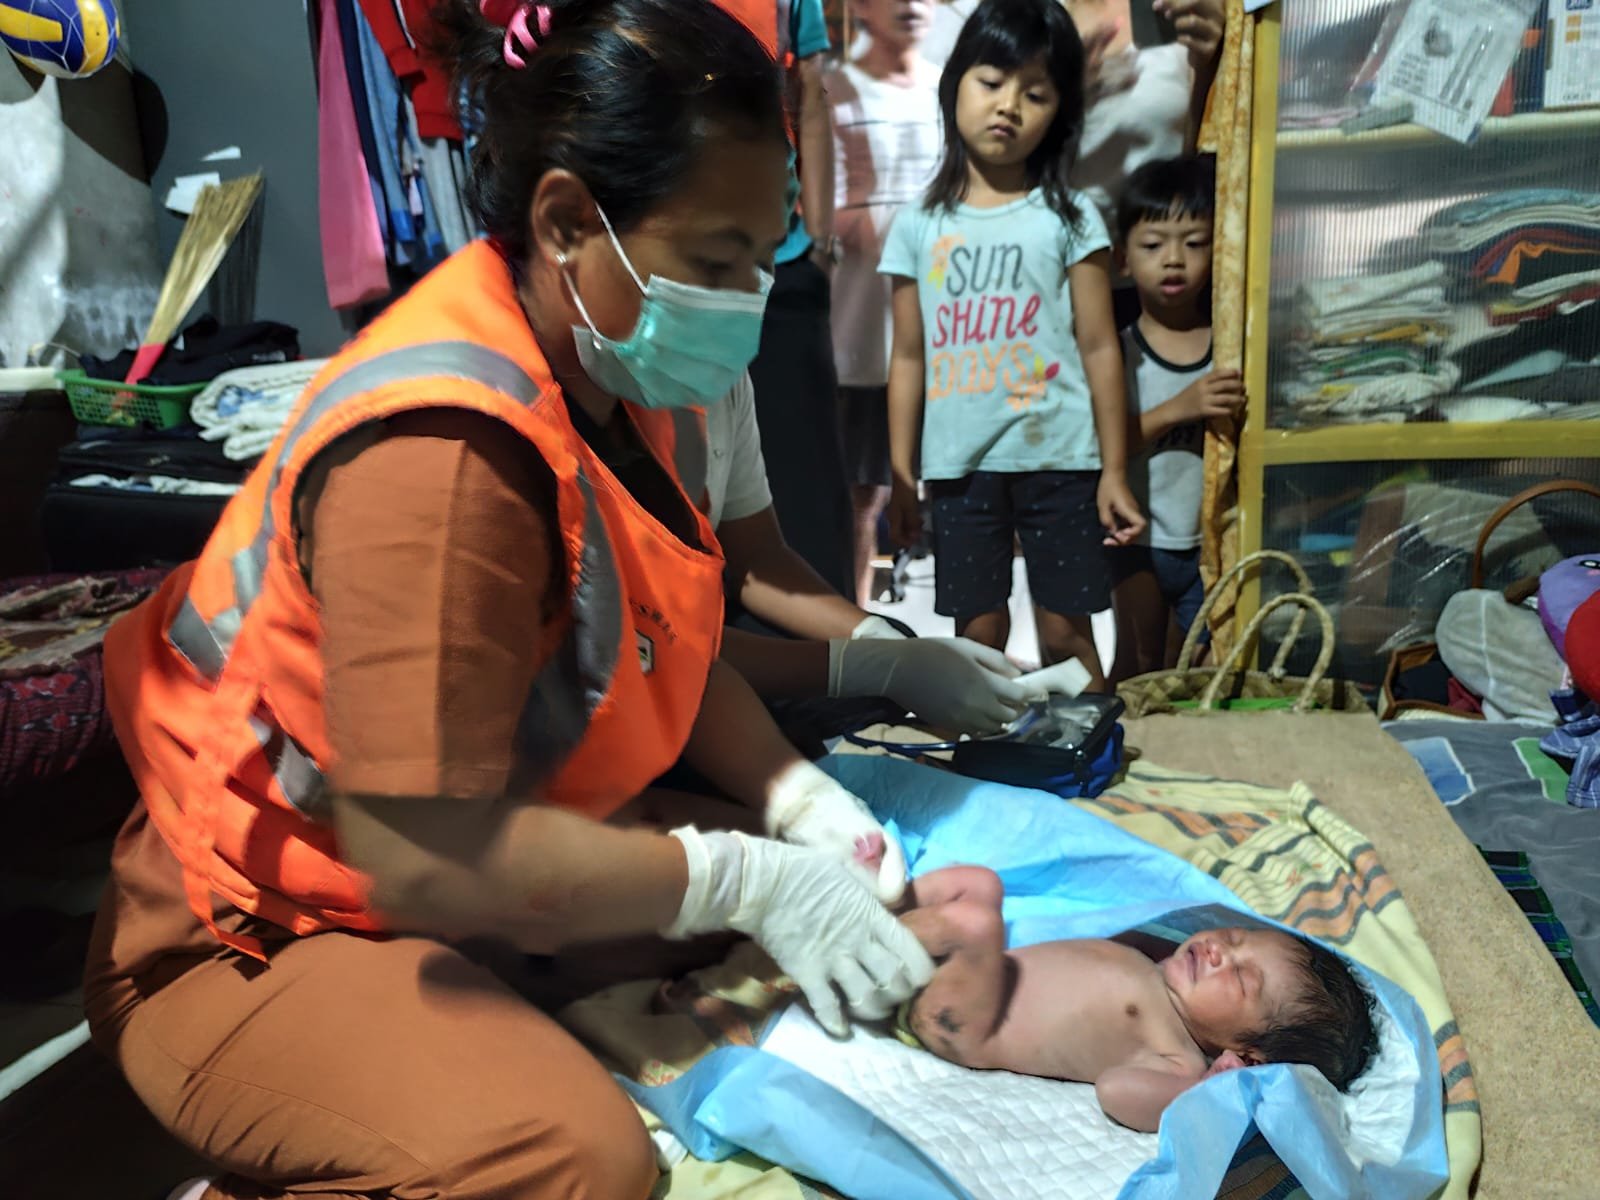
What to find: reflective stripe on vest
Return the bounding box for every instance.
[166,341,625,816]
[246,714,330,822]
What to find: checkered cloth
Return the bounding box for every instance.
[1477,848,1600,1026]
[1540,691,1600,808]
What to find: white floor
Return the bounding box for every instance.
[865,554,1116,676]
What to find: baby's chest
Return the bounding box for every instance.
[1006,950,1187,1078]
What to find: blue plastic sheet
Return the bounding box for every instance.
[632,756,1447,1200]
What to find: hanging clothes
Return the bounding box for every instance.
[346,0,448,272]
[316,0,390,309]
[358,0,465,141]
[333,0,395,258]
[408,95,477,253]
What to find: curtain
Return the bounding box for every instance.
[1197,0,1257,661]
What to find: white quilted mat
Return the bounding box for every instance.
[761,1004,1158,1200]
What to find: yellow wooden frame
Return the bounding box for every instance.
[1230,4,1600,651]
[1233,4,1281,642]
[1259,420,1600,466]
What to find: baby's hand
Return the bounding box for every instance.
[1204,1049,1252,1078]
[1176,369,1245,424]
[853,832,887,873]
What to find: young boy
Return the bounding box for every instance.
[896,865,1378,1133]
[827,0,944,606]
[1106,154,1244,684]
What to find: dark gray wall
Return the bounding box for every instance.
[122,0,352,356]
[0,53,163,364]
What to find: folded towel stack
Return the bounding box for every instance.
[1426,188,1600,327]
[190,360,329,462]
[1283,262,1459,423]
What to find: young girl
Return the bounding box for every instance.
[881,0,1144,689]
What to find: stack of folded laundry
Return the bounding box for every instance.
[191,359,329,462]
[1426,187,1600,327]
[1429,189,1600,422]
[1282,262,1460,423]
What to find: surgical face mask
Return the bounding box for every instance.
[564,205,773,410]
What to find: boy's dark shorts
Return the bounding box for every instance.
[927,470,1111,621]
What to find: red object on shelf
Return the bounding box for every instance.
[122,342,166,387]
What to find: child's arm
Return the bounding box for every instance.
[795,54,835,257]
[1068,251,1147,546]
[1135,368,1244,452]
[1156,0,1225,151]
[1094,1056,1207,1133]
[886,276,926,547]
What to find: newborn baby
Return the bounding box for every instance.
[895,866,1378,1132]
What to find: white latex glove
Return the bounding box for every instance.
[849,614,906,641]
[829,634,1032,735]
[663,827,935,1036]
[764,760,907,904]
[1014,659,1093,703]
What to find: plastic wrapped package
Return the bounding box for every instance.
[1255,459,1600,684]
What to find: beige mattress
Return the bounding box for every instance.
[1123,712,1600,1200]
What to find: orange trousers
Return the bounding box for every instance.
[84,928,658,1200]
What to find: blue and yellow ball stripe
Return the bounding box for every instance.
[0,0,120,79]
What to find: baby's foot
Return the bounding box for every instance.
[853,832,886,872]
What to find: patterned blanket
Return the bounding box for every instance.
[0,568,166,792]
[559,757,1471,1200]
[1077,761,1476,1199]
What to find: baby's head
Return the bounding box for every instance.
[1162,926,1378,1091]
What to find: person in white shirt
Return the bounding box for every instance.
[827,0,945,607]
[706,373,1033,735]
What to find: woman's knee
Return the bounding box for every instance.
[533,1086,657,1200]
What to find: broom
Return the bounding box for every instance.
[124,172,265,385]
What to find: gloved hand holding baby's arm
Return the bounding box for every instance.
[763,759,907,904]
[663,826,935,1037]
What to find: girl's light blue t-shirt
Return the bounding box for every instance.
[878,189,1110,480]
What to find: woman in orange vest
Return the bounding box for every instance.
[82,3,932,1198]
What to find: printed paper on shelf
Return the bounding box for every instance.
[1372,0,1540,142]
[1545,0,1600,111]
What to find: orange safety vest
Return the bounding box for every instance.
[716,0,780,60]
[103,242,726,958]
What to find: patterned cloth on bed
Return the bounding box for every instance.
[0,568,166,791]
[559,758,1470,1200]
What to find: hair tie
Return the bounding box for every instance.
[481,0,552,69]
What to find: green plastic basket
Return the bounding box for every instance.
[59,369,205,429]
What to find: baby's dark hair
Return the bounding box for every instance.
[925,0,1085,227]
[430,0,787,264]
[1115,154,1217,244]
[1249,935,1379,1092]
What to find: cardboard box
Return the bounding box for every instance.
[1544,0,1600,110]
